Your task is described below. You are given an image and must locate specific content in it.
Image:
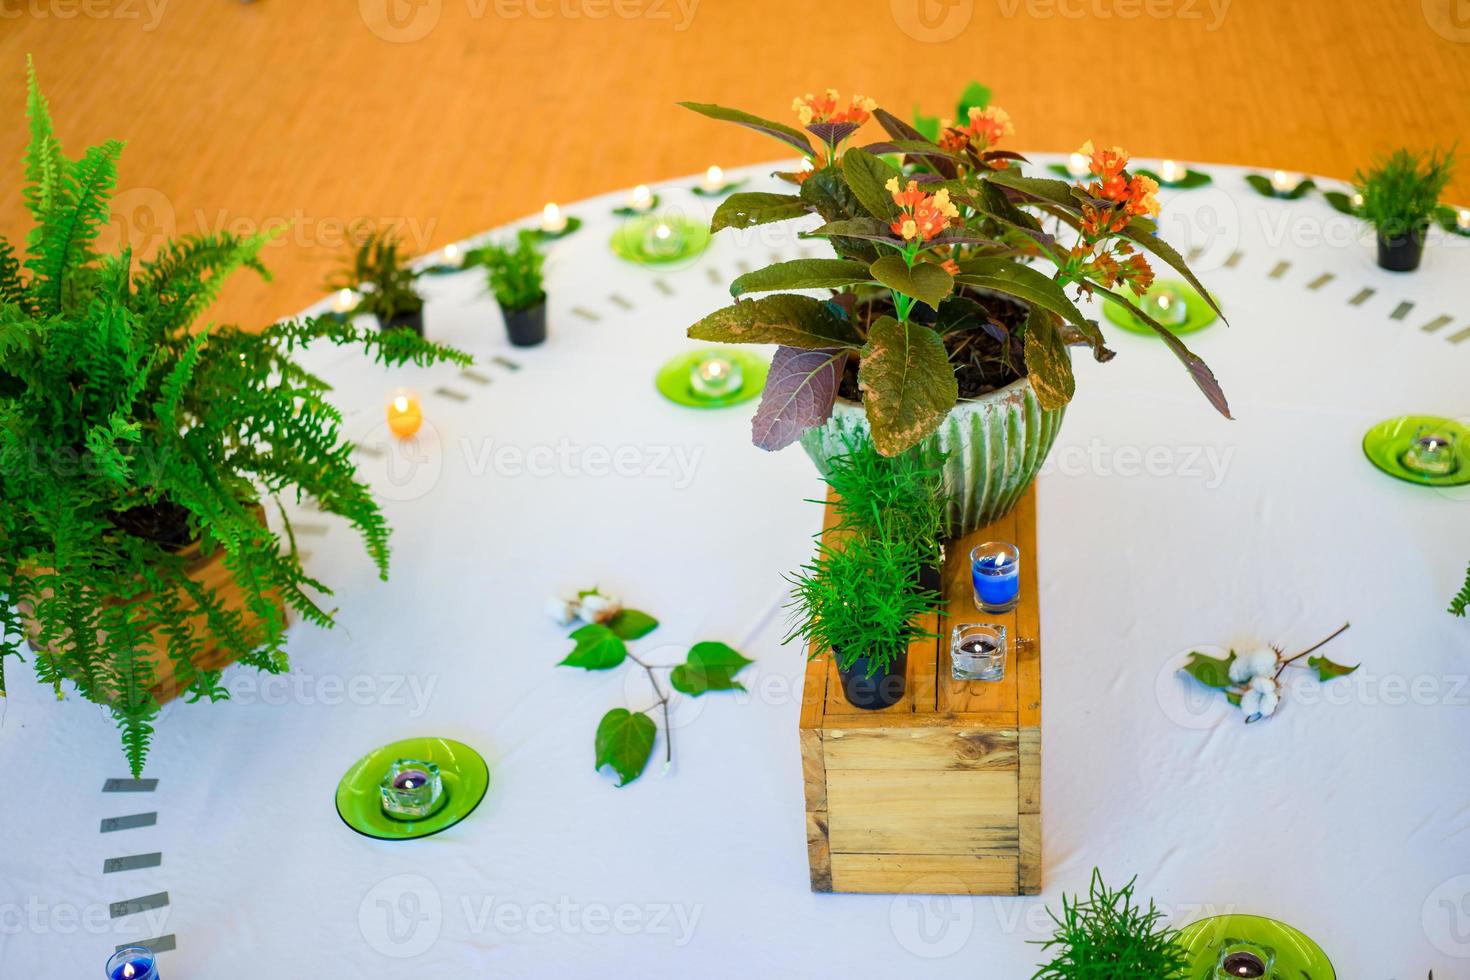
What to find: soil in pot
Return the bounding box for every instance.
[834,647,908,710]
[1376,230,1427,272]
[503,300,548,347]
[383,308,426,337]
[839,290,1028,403]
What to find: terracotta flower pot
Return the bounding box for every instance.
[800,377,1065,536]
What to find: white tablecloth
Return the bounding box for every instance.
[3,160,1468,979]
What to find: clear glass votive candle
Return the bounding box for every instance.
[106,947,159,980]
[1402,427,1458,477]
[971,542,1020,613]
[951,623,1007,681]
[1213,939,1275,978]
[380,758,445,820]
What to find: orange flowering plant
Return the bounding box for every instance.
[680,93,1229,455]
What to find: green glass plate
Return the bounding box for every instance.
[1362,415,1470,487]
[1104,279,1218,337]
[335,737,489,841]
[1176,914,1334,978]
[655,348,768,409]
[610,215,711,266]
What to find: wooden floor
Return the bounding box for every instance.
[1,1,1466,329]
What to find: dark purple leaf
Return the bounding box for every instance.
[1096,289,1232,419]
[679,101,814,157]
[750,346,849,451]
[872,108,956,179]
[807,121,860,145]
[803,218,903,246]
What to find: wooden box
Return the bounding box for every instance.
[799,488,1042,896]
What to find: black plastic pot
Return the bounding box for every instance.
[1376,229,1426,272]
[834,647,907,710]
[503,301,548,347]
[914,561,943,595]
[383,308,425,337]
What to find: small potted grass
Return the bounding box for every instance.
[479,230,548,347]
[329,228,428,335]
[1357,147,1456,272]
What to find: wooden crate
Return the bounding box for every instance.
[799,487,1042,896]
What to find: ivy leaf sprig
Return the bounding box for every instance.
[556,600,752,787]
[1181,622,1355,723]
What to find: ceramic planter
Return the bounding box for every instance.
[503,301,548,347]
[800,377,1065,536]
[834,647,907,710]
[383,308,426,337]
[1376,229,1426,272]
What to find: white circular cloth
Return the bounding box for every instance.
[2,159,1467,977]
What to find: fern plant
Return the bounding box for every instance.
[474,230,546,312]
[1356,147,1456,240]
[1452,563,1470,618]
[328,227,427,329]
[0,62,469,775]
[1031,869,1190,979]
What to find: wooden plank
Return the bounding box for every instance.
[830,853,1018,895]
[1018,814,1042,895]
[1014,489,1042,729]
[822,727,1017,771]
[826,769,1018,855]
[806,810,833,893]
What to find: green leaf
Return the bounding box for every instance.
[1308,655,1359,682]
[1181,651,1237,689]
[986,170,1083,212]
[857,315,958,455]
[559,624,628,670]
[1094,289,1232,419]
[670,641,754,695]
[952,257,1091,332]
[710,192,809,233]
[869,254,953,311]
[912,109,940,143]
[689,293,864,349]
[730,258,873,297]
[594,708,656,787]
[607,609,659,641]
[678,101,813,157]
[1322,190,1359,216]
[1021,308,1075,411]
[957,81,992,118]
[840,148,902,222]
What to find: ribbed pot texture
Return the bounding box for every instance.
[799,377,1064,535]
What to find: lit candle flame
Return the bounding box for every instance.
[704,165,724,189]
[1459,208,1470,230]
[541,202,567,233]
[630,184,654,210]
[1351,192,1365,210]
[1067,151,1089,178]
[392,395,410,413]
[653,222,673,241]
[443,242,460,264]
[1270,170,1300,194]
[122,965,135,980]
[331,288,356,313]
[1159,159,1184,184]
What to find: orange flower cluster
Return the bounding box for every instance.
[791,89,877,127]
[885,177,960,243]
[1083,248,1155,295]
[937,106,1015,154]
[1075,140,1160,235]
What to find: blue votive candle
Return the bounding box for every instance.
[106,947,158,980]
[971,542,1020,613]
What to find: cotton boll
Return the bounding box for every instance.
[1239,688,1262,718]
[1229,647,1278,684]
[577,592,623,625]
[546,598,578,626]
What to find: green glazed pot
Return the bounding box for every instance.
[799,377,1064,536]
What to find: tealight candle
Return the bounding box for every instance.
[951,623,1007,681]
[541,202,567,234]
[1145,286,1190,327]
[442,242,461,267]
[331,288,357,314]
[1402,429,1458,477]
[701,165,725,193]
[1351,192,1365,211]
[644,220,683,259]
[689,354,743,398]
[1270,170,1302,195]
[971,542,1020,613]
[1066,151,1090,178]
[385,389,423,440]
[1458,208,1470,231]
[1158,159,1185,185]
[628,184,655,212]
[379,758,445,820]
[105,946,159,980]
[1214,942,1274,978]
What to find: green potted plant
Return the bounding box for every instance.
[329,227,429,335]
[1032,869,1190,979]
[476,230,548,347]
[1453,564,1469,618]
[1356,147,1456,272]
[681,91,1228,534]
[821,435,948,588]
[0,63,469,775]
